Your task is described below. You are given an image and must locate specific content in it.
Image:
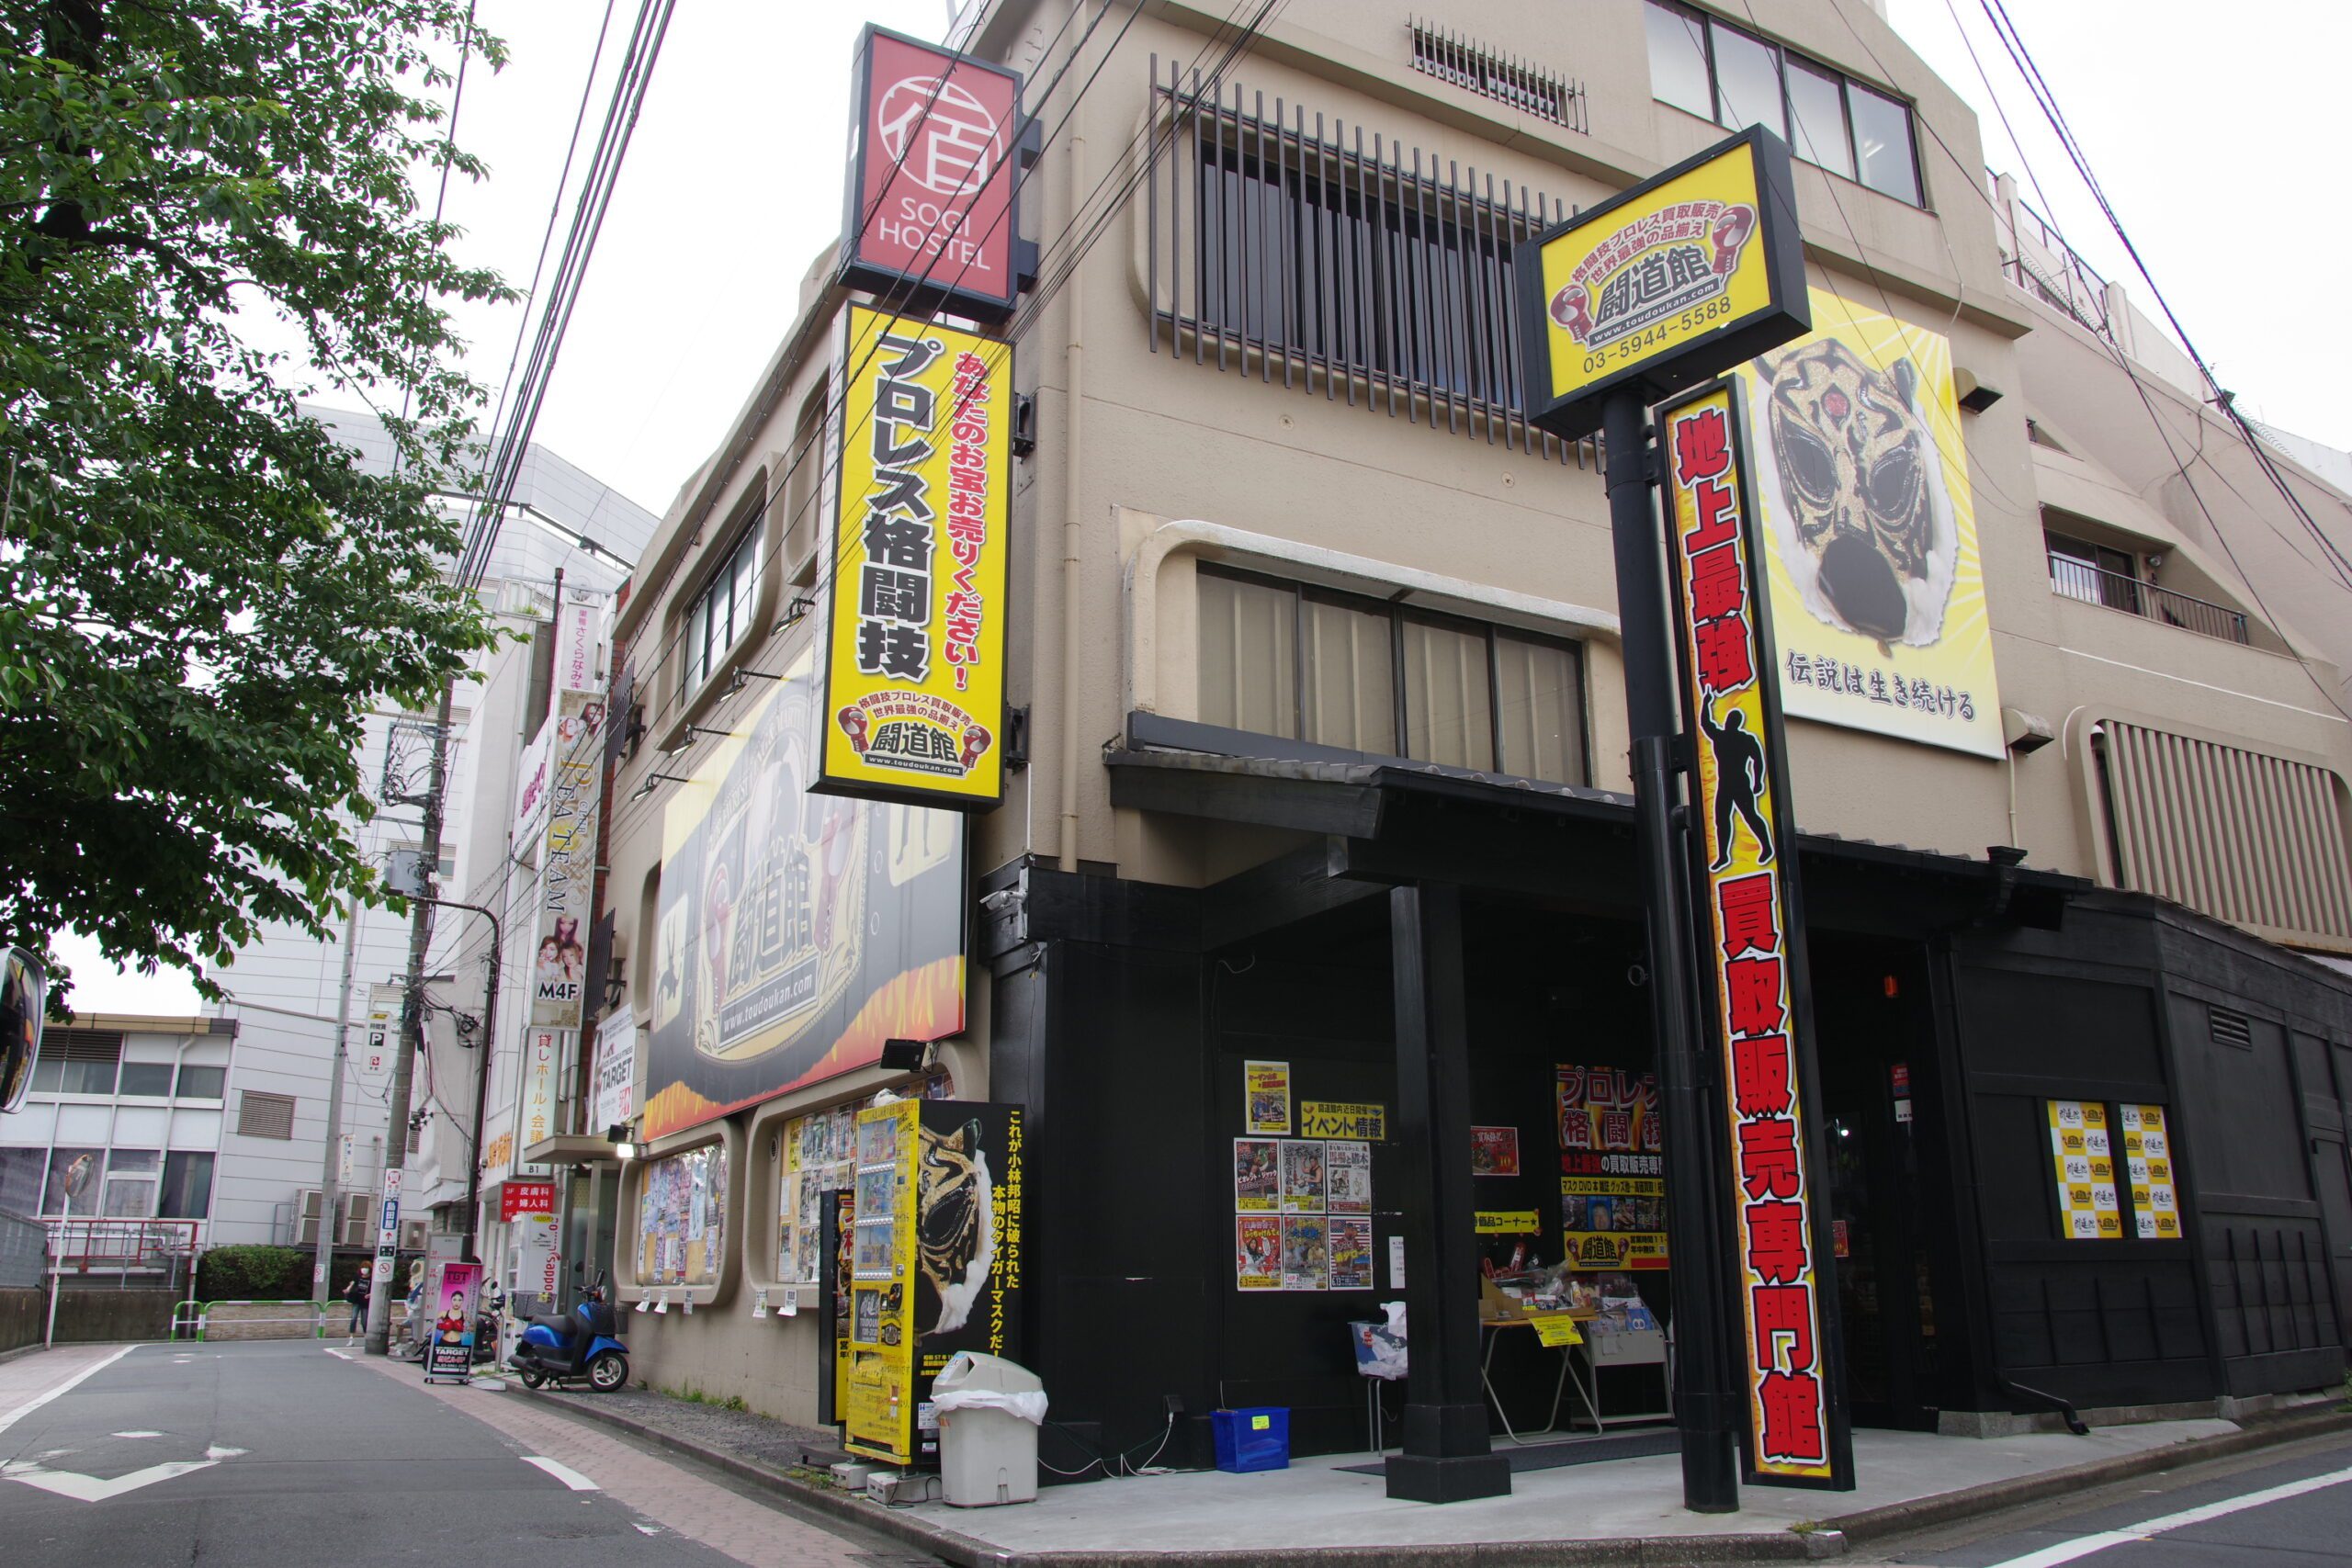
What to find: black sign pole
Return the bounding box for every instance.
[1602,387,1740,1513]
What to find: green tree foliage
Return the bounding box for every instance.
[0,1,512,998]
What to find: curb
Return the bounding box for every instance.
[517,1391,2352,1567]
[1819,1404,2352,1546]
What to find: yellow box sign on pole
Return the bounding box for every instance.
[820,304,1011,807]
[1515,127,1808,440]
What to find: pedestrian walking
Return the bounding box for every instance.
[341,1271,370,1341]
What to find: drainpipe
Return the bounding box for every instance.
[1057,130,1086,873]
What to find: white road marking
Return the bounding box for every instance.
[0,1345,140,1437]
[322,1348,357,1361]
[520,1455,599,1492]
[1979,1462,2352,1568]
[1,1459,217,1502]
[633,1523,660,1535]
[111,1431,163,1439]
[204,1447,245,1461]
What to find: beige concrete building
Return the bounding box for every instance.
[581,0,2352,1490]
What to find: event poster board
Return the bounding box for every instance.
[1555,1066,1668,1271]
[643,650,964,1141]
[637,1145,729,1288]
[845,1100,1023,1468]
[425,1260,481,1383]
[1734,288,2003,757]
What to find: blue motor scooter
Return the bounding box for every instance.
[511,1273,629,1393]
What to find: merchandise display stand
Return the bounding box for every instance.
[1477,1316,1604,1444]
[1568,1323,1672,1430]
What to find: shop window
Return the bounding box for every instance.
[779,1106,858,1283]
[638,1144,728,1289]
[1644,0,1923,206]
[160,1151,215,1220]
[1196,566,1589,786]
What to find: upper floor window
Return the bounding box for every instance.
[678,524,762,696]
[1644,1,1922,206]
[1197,567,1588,785]
[29,1028,120,1096]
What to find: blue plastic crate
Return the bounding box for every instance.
[1211,1406,1290,1472]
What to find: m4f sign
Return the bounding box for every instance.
[1515,127,1807,440]
[842,26,1031,322]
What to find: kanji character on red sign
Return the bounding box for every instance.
[1724,955,1785,1036]
[1686,541,1745,625]
[1730,1031,1792,1118]
[1688,475,1739,552]
[1739,1115,1803,1200]
[1752,1282,1816,1373]
[1758,1369,1827,1464]
[1675,406,1730,482]
[1717,872,1779,959]
[1694,615,1754,692]
[1745,1198,1810,1284]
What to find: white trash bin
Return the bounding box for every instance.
[933,1350,1047,1506]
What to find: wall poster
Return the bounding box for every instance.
[1236,1215,1281,1290]
[781,1105,858,1285]
[2048,1099,2121,1240]
[1281,1214,1328,1291]
[1300,1100,1385,1140]
[1279,1139,1326,1213]
[1329,1217,1374,1291]
[1555,1066,1668,1271]
[1233,1138,1279,1213]
[643,648,965,1142]
[1245,1060,1291,1134]
[1470,1125,1521,1176]
[1735,288,2003,758]
[1326,1141,1372,1215]
[2120,1104,2181,1240]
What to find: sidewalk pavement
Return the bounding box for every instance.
[511,1381,2352,1566]
[0,1343,141,1437]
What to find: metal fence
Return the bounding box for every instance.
[2047,552,2250,644]
[0,1208,43,1289]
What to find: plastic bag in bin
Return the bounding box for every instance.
[1350,1301,1408,1382]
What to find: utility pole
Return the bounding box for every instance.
[365,676,454,1356]
[310,903,362,1306]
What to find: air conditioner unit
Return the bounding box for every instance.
[297,1190,375,1247]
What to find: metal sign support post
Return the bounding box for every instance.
[1603,388,1740,1513]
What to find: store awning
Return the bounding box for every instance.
[522,1133,627,1168]
[1105,718,2085,936]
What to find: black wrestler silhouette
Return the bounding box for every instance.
[1699,699,1774,871]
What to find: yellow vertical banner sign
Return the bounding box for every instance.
[820,304,1011,807]
[845,1099,921,1464]
[2047,1100,2121,1240]
[1660,381,1845,1486]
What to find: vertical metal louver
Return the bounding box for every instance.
[2092,719,2352,952]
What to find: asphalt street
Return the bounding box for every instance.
[1863,1427,2352,1568]
[0,1340,940,1568]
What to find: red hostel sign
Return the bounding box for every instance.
[1661,381,1850,1488]
[842,26,1024,321]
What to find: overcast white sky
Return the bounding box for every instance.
[61,0,2346,1014]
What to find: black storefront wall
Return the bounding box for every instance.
[1947,893,2352,1418]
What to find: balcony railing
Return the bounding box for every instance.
[2048,553,2249,644]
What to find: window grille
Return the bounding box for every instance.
[1408,18,1586,131]
[236,1089,297,1141]
[1145,58,1598,469]
[2091,719,2352,952]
